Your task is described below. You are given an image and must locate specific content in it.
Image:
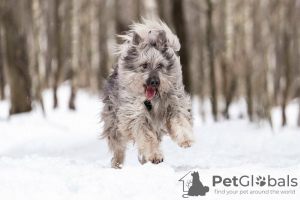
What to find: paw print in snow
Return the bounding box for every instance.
[256,176,266,187]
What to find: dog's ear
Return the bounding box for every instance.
[157,30,167,45]
[132,32,142,45]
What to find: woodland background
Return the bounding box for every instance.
[0,0,300,128]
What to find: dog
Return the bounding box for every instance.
[101,19,195,168]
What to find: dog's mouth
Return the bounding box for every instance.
[144,85,158,99]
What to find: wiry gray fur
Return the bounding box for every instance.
[101,19,195,168]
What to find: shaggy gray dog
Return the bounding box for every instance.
[101,19,195,168]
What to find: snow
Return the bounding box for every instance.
[0,85,300,200]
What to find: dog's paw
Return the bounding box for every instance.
[178,138,194,148]
[138,153,147,165]
[148,152,164,164]
[111,158,123,169]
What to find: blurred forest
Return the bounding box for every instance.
[0,0,300,127]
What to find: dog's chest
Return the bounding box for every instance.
[144,99,165,116]
[144,98,168,134]
[144,100,152,111]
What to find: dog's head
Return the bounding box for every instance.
[118,27,183,99]
[191,171,199,179]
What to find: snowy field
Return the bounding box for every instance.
[1,86,300,200]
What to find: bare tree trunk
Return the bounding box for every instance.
[261,0,273,128]
[222,0,236,119]
[172,0,191,94]
[0,24,5,100]
[281,1,295,127]
[220,56,237,119]
[44,0,54,88]
[69,0,80,110]
[244,0,254,122]
[298,92,300,126]
[1,0,32,114]
[206,0,218,121]
[263,66,273,128]
[296,18,300,127]
[90,0,99,92]
[115,0,127,36]
[199,35,206,121]
[98,0,109,90]
[245,73,253,121]
[156,0,171,26]
[195,2,206,122]
[32,0,45,114]
[282,30,291,126]
[274,34,282,106]
[53,0,62,109]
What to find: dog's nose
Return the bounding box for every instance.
[150,77,160,87]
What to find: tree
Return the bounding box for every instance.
[172,0,191,94]
[194,1,206,121]
[281,22,291,126]
[1,0,32,114]
[156,0,173,29]
[32,0,45,114]
[69,0,80,110]
[98,0,109,90]
[244,0,254,122]
[114,0,128,38]
[206,0,218,121]
[44,0,55,88]
[53,0,63,109]
[0,23,5,100]
[221,0,237,119]
[261,0,273,128]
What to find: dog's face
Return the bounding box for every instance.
[119,31,182,99]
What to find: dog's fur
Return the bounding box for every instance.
[101,19,195,168]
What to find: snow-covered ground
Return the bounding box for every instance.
[0,86,300,200]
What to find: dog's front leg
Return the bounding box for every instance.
[168,114,195,148]
[134,127,164,164]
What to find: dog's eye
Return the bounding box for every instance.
[141,63,148,69]
[157,63,163,69]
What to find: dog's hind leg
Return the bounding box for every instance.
[108,134,127,169]
[102,104,126,169]
[105,122,126,168]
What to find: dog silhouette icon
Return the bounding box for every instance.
[179,171,209,198]
[188,172,209,196]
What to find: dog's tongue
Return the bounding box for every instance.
[146,86,156,99]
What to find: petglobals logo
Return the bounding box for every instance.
[179,172,298,198]
[212,175,298,187]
